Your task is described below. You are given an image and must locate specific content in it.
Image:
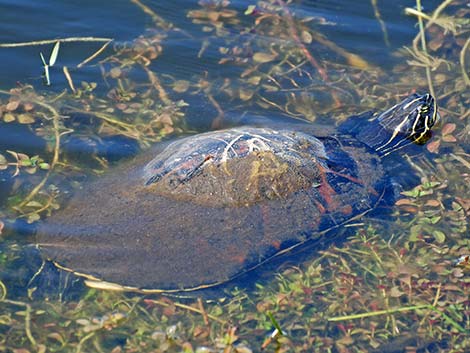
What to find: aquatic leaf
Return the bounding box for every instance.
[27,213,40,223]
[207,11,220,22]
[25,201,43,208]
[5,100,19,111]
[110,67,122,79]
[23,102,34,111]
[12,349,30,353]
[442,123,456,135]
[253,52,277,63]
[401,188,420,198]
[267,311,283,336]
[426,139,440,153]
[429,216,441,224]
[433,230,446,244]
[239,88,254,101]
[389,286,404,298]
[18,153,29,161]
[261,83,279,92]
[345,53,370,69]
[246,76,261,85]
[49,41,60,66]
[17,113,35,124]
[173,80,190,93]
[245,5,256,15]
[76,319,90,326]
[395,198,416,206]
[3,113,15,122]
[442,134,457,142]
[425,199,441,207]
[301,30,312,44]
[46,332,64,343]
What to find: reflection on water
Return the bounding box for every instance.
[0,0,469,352]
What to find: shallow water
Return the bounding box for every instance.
[0,0,469,352]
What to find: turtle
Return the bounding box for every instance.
[37,93,439,294]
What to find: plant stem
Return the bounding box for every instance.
[416,0,435,97]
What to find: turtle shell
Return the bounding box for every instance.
[37,125,386,293]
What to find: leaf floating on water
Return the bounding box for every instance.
[23,102,34,111]
[172,80,190,93]
[442,134,457,142]
[25,201,43,208]
[5,100,19,111]
[426,139,440,153]
[17,114,35,124]
[0,154,7,167]
[245,5,256,15]
[27,213,41,224]
[253,52,277,63]
[239,88,254,101]
[432,230,446,244]
[109,67,122,79]
[301,30,313,44]
[344,53,370,70]
[246,76,261,85]
[425,199,441,207]
[3,113,15,123]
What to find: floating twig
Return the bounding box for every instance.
[77,40,113,68]
[143,66,172,106]
[129,0,171,29]
[0,37,113,48]
[63,66,76,93]
[371,0,390,47]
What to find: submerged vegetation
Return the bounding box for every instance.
[0,0,469,352]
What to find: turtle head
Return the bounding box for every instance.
[350,93,439,156]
